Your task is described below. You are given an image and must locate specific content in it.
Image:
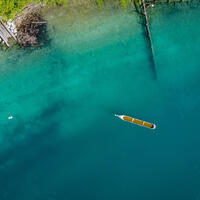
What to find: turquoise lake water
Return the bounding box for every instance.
[0,3,200,199]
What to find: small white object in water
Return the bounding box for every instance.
[151,4,154,7]
[8,116,13,120]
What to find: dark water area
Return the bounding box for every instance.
[0,4,200,200]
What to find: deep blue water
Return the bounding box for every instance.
[0,4,200,200]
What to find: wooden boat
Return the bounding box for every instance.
[115,114,156,129]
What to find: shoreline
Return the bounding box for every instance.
[0,0,200,48]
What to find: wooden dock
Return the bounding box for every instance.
[141,0,157,79]
[0,19,17,47]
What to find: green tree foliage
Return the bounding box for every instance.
[0,0,29,20]
[120,0,129,8]
[0,0,65,20]
[96,0,104,8]
[42,0,64,6]
[95,0,137,9]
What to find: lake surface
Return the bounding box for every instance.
[0,3,200,200]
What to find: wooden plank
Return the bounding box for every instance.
[0,19,17,47]
[0,19,17,40]
[141,0,157,79]
[0,23,9,47]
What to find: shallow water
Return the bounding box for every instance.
[0,4,200,200]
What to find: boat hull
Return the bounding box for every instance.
[115,114,156,129]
